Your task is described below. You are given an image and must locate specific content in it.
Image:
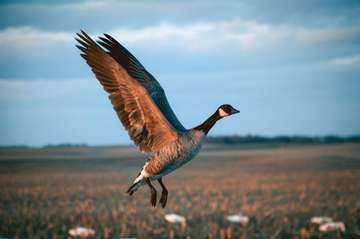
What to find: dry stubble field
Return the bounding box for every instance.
[0,143,360,239]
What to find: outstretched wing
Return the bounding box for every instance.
[96,33,186,133]
[75,31,180,153]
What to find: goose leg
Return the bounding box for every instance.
[145,178,157,207]
[158,178,168,208]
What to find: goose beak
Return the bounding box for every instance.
[231,108,240,114]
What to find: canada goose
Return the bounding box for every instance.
[75,31,239,208]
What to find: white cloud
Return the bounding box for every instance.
[109,20,360,51]
[0,26,73,50]
[108,20,294,51]
[0,20,359,53]
[0,20,287,53]
[295,27,359,44]
[326,54,360,66]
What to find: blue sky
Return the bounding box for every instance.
[0,0,360,146]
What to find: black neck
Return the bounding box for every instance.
[194,111,221,134]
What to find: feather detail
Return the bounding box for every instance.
[75,31,180,153]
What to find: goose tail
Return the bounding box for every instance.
[127,162,149,195]
[126,181,142,195]
[126,171,145,195]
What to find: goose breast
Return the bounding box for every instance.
[146,130,206,179]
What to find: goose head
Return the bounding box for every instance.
[218,104,240,118]
[194,104,239,133]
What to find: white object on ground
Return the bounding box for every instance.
[164,214,186,224]
[68,226,95,238]
[319,222,346,233]
[226,214,249,225]
[311,216,333,225]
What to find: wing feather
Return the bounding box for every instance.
[96,33,187,132]
[75,31,179,152]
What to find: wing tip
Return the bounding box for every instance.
[103,33,114,40]
[75,29,97,46]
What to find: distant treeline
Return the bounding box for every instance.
[0,143,89,149]
[43,143,89,148]
[206,135,360,145]
[1,135,360,149]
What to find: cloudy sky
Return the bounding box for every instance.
[0,0,359,146]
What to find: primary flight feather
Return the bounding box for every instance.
[75,30,239,208]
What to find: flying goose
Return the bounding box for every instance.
[75,31,239,208]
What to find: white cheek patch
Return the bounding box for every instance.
[218,108,229,117]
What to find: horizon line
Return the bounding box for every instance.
[1,134,359,149]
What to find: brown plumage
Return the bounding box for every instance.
[75,31,239,208]
[76,31,178,152]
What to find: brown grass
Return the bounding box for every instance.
[1,143,360,238]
